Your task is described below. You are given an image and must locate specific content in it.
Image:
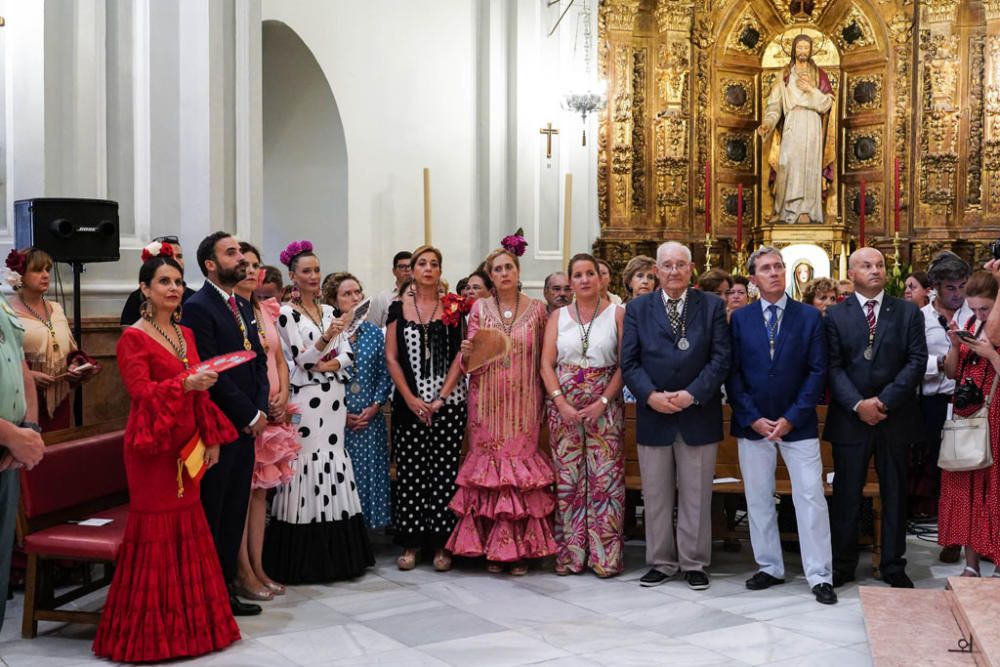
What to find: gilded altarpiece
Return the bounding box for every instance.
[596,0,1000,279]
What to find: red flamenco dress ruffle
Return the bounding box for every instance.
[92,327,241,663]
[445,448,558,562]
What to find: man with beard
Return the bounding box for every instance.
[543,271,572,312]
[182,232,270,616]
[758,34,835,224]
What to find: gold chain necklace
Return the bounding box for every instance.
[149,319,189,368]
[19,297,60,353]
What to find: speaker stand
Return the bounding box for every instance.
[70,261,84,426]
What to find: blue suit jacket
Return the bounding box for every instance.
[621,288,730,447]
[823,294,927,446]
[181,283,270,433]
[726,299,827,441]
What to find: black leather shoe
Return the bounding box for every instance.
[745,571,785,590]
[229,593,263,616]
[685,570,710,590]
[639,568,673,587]
[882,572,914,589]
[812,583,838,605]
[832,571,855,588]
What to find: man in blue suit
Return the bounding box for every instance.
[825,247,927,589]
[622,241,730,591]
[182,232,269,616]
[727,246,836,605]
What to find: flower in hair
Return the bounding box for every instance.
[500,228,527,257]
[140,241,175,263]
[280,240,314,267]
[4,249,26,290]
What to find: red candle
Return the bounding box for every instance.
[705,161,711,234]
[894,157,900,234]
[736,183,743,249]
[859,180,866,247]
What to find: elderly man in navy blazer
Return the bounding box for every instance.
[727,246,836,605]
[622,241,730,591]
[825,247,927,589]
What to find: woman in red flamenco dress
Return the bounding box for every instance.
[92,251,241,662]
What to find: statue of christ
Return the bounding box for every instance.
[758,34,836,224]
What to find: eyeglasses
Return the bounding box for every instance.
[395,264,411,271]
[154,235,180,245]
[658,262,690,273]
[548,286,573,293]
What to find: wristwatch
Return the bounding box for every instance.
[599,396,609,406]
[21,421,41,433]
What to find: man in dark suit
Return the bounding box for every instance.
[182,232,269,616]
[825,247,927,588]
[727,246,835,605]
[621,241,730,591]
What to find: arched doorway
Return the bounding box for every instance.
[262,20,348,271]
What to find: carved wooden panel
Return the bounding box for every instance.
[844,182,883,228]
[846,72,884,115]
[718,131,755,171]
[718,72,755,118]
[845,126,885,171]
[718,185,754,225]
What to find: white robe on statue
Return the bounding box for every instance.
[763,69,833,224]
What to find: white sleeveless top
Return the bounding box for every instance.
[556,304,621,368]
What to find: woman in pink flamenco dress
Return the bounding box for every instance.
[445,247,557,575]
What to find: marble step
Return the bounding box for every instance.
[859,586,975,666]
[946,576,1000,667]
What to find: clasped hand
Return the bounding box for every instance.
[751,417,793,442]
[647,390,695,414]
[856,397,887,426]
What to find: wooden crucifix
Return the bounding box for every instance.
[539,122,559,159]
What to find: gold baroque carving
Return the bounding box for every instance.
[969,36,985,209]
[718,186,754,225]
[844,183,883,227]
[836,5,877,52]
[846,73,884,115]
[719,77,754,117]
[655,0,694,34]
[889,11,912,46]
[921,0,960,25]
[612,44,633,208]
[601,0,641,33]
[764,0,834,25]
[846,126,884,171]
[727,9,767,56]
[718,131,754,171]
[657,41,690,110]
[632,48,648,215]
[986,0,1000,22]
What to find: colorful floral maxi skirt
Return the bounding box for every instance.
[546,364,625,576]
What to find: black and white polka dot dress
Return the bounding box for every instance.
[388,301,468,550]
[263,303,374,584]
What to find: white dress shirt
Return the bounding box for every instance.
[921,298,974,396]
[854,290,884,325]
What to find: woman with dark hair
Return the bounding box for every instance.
[728,275,751,312]
[93,245,239,662]
[257,265,284,301]
[904,271,931,308]
[6,247,99,430]
[232,242,299,600]
[264,241,373,583]
[324,272,393,529]
[465,269,493,302]
[446,247,556,575]
[541,253,625,577]
[697,268,733,299]
[386,245,468,571]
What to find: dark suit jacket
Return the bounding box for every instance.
[823,294,927,445]
[181,283,269,432]
[621,288,730,447]
[727,298,827,441]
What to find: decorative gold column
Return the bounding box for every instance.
[653,0,694,232]
[983,1,1000,222]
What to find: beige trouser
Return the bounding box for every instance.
[638,434,718,575]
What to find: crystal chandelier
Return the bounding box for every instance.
[561,0,606,146]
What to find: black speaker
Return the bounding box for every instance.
[14,198,120,263]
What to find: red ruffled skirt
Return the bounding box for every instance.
[445,448,557,562]
[92,504,240,663]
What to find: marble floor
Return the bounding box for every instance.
[0,533,978,667]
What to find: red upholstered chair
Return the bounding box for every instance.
[16,425,129,638]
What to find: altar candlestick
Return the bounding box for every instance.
[423,168,432,244]
[859,180,866,247]
[562,173,573,270]
[894,157,900,234]
[704,162,711,234]
[736,183,744,250]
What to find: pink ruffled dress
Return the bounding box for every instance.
[252,298,301,489]
[445,298,557,562]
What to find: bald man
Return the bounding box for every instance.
[824,248,926,589]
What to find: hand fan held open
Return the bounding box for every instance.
[465,328,512,372]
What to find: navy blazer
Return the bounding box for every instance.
[823,294,927,446]
[621,288,730,447]
[181,283,270,432]
[726,299,827,441]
